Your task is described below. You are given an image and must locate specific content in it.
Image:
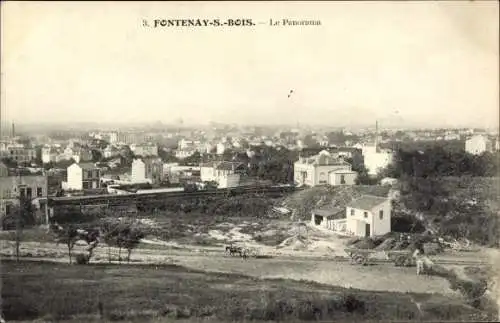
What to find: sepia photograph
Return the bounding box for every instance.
[1,1,499,322]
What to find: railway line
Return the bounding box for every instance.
[48,184,299,207]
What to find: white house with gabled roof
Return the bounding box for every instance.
[345,195,391,237]
[293,150,357,187]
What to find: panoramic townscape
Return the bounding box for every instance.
[1,1,498,323]
[1,121,499,321]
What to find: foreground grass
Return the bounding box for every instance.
[2,260,495,322]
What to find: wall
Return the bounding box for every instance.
[66,164,82,190]
[465,136,491,155]
[315,165,351,186]
[293,163,315,186]
[0,175,48,216]
[328,171,357,186]
[131,160,146,183]
[370,201,391,236]
[218,173,240,188]
[346,207,372,236]
[294,161,353,187]
[345,200,391,237]
[363,151,393,176]
[347,218,367,236]
[200,166,216,182]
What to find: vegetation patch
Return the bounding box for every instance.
[2,260,496,322]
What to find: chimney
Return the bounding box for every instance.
[11,122,15,138]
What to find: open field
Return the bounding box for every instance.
[2,260,496,322]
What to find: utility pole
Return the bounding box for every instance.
[15,169,22,262]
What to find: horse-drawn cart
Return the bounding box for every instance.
[344,248,378,265]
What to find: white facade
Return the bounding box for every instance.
[72,149,92,163]
[200,162,242,188]
[175,149,196,159]
[217,174,240,188]
[294,151,357,187]
[465,135,492,155]
[345,197,391,237]
[66,163,83,190]
[108,132,118,144]
[41,147,58,164]
[66,163,101,191]
[328,171,357,186]
[131,159,147,183]
[216,143,226,155]
[131,158,163,184]
[130,144,158,157]
[362,146,393,176]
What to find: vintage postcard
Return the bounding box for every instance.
[1,1,499,322]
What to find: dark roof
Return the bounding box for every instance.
[346,195,388,211]
[312,206,343,218]
[78,162,98,170]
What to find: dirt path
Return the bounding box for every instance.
[2,240,489,296]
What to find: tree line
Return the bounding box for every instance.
[383,147,499,247]
[382,147,498,178]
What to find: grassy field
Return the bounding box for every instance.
[1,260,496,322]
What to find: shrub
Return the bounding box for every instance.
[75,253,89,265]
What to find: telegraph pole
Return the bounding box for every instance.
[15,169,22,262]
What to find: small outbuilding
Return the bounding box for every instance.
[310,206,344,231]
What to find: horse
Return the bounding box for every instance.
[225,245,248,259]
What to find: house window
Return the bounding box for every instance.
[350,209,354,216]
[26,187,32,200]
[340,175,346,184]
[379,210,384,220]
[364,211,368,218]
[37,187,43,197]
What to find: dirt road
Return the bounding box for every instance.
[2,240,491,296]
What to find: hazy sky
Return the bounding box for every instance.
[1,1,499,128]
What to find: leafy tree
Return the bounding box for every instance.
[119,226,145,263]
[101,221,144,263]
[384,147,498,178]
[1,158,17,168]
[91,149,102,162]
